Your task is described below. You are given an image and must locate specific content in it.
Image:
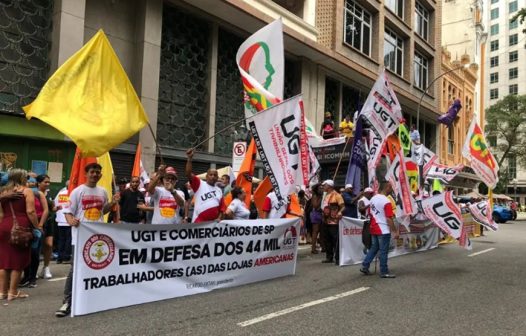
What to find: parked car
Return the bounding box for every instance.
[493,205,513,223]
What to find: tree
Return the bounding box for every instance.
[512,8,526,34]
[485,94,526,189]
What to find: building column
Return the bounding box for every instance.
[49,0,86,73]
[300,58,318,124]
[136,0,163,173]
[206,24,219,154]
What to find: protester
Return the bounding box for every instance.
[37,175,55,280]
[20,175,49,288]
[0,169,38,303]
[321,112,336,139]
[147,166,185,225]
[119,176,146,224]
[342,184,360,218]
[410,124,421,144]
[225,187,251,220]
[339,113,354,138]
[358,187,374,219]
[220,174,232,196]
[360,181,399,278]
[309,183,323,254]
[54,181,71,264]
[321,179,344,264]
[186,149,225,222]
[56,163,119,317]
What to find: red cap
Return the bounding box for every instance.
[165,166,177,177]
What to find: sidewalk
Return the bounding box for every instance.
[516,212,526,221]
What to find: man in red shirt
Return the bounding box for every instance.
[359,181,399,278]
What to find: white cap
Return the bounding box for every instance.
[364,187,374,193]
[345,184,353,189]
[322,179,334,187]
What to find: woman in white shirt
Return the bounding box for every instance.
[225,187,250,220]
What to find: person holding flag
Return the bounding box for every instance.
[56,163,119,317]
[147,166,185,225]
[185,149,225,223]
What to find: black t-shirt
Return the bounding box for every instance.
[119,189,145,223]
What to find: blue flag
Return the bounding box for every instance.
[345,115,366,196]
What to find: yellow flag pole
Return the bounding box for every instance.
[147,122,164,165]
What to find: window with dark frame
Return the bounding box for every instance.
[490,40,499,51]
[509,67,518,79]
[490,88,498,99]
[509,84,518,95]
[490,56,499,67]
[490,72,499,84]
[490,24,499,36]
[509,50,518,63]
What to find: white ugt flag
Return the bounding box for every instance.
[248,95,309,201]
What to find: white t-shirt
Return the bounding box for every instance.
[227,198,251,220]
[263,192,287,219]
[190,176,224,223]
[64,184,108,244]
[54,187,70,226]
[369,194,394,235]
[358,196,370,219]
[151,187,184,225]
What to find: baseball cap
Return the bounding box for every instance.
[322,179,334,187]
[364,187,374,193]
[345,184,353,189]
[165,166,177,177]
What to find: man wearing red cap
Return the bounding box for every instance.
[186,149,225,223]
[147,165,185,224]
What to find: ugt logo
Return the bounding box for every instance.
[432,202,461,231]
[280,115,300,169]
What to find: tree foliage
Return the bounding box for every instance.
[485,94,526,171]
[512,8,526,34]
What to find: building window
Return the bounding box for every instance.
[384,28,404,76]
[509,1,518,13]
[509,84,518,95]
[491,0,498,3]
[509,50,518,63]
[490,72,499,84]
[490,40,499,51]
[509,67,518,79]
[490,8,499,20]
[415,2,429,41]
[448,125,454,154]
[490,56,499,67]
[490,24,499,36]
[510,18,518,30]
[344,0,372,56]
[385,0,404,18]
[414,52,428,90]
[487,135,497,147]
[490,88,499,99]
[509,34,518,46]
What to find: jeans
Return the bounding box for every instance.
[57,226,72,261]
[362,234,391,275]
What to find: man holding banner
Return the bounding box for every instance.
[56,163,117,317]
[359,181,398,278]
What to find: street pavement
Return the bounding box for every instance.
[2,220,526,336]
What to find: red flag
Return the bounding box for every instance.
[68,147,97,194]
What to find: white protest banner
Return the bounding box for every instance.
[469,201,498,231]
[425,163,464,184]
[462,118,499,189]
[249,95,309,201]
[339,217,439,266]
[422,146,438,176]
[305,118,346,148]
[419,191,463,239]
[72,219,300,316]
[236,18,283,119]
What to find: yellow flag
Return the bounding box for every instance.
[97,152,114,222]
[23,30,148,157]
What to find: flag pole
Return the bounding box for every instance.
[332,136,352,181]
[147,122,164,164]
[190,95,300,150]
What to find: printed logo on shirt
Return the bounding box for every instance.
[200,190,219,202]
[58,194,69,203]
[83,234,115,270]
[82,195,104,221]
[159,197,176,218]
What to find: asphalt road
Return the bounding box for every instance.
[2,220,526,336]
